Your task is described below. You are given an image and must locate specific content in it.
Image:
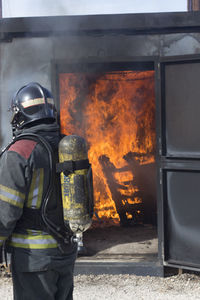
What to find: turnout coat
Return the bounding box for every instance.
[0,123,77,272]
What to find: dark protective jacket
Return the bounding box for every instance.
[0,122,77,271]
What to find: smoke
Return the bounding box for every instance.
[0,0,189,149]
[0,36,55,147]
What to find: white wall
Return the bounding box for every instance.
[2,0,187,18]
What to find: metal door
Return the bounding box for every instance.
[158,55,200,270]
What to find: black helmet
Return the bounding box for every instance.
[10,82,57,129]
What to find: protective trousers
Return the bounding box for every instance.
[11,249,76,300]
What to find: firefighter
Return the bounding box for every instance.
[0,82,77,300]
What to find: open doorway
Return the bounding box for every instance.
[58,63,158,261]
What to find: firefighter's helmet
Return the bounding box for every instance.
[10,82,57,129]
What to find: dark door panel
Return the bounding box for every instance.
[159,56,200,270]
[164,169,200,267]
[165,62,200,158]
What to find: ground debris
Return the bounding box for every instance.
[0,271,200,299]
[74,273,200,300]
[0,265,11,278]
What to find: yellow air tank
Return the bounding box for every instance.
[58,135,93,234]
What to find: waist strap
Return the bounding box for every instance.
[16,207,46,231]
[15,207,73,250]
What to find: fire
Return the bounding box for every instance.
[59,70,155,226]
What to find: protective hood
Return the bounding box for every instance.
[14,122,61,151]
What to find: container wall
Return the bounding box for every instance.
[1,31,200,147]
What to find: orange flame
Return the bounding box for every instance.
[59,70,155,225]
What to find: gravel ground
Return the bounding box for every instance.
[1,272,200,299]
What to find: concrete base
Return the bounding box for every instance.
[74,224,167,276]
[74,259,164,276]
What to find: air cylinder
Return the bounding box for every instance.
[58,135,93,234]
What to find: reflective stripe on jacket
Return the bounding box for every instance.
[0,184,25,208]
[9,231,58,249]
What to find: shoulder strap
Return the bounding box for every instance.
[13,133,74,250]
[16,207,46,231]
